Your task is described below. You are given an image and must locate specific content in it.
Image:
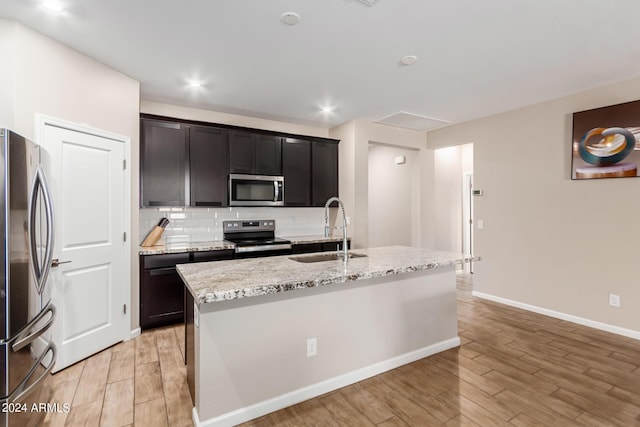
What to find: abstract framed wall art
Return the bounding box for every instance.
[572,100,640,179]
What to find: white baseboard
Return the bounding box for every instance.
[129,327,141,340]
[472,291,640,341]
[192,336,460,427]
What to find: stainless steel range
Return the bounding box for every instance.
[223,220,291,258]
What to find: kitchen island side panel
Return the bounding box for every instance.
[194,266,458,425]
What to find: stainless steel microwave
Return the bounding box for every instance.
[229,174,284,206]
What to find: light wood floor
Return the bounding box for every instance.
[43,321,192,426]
[46,275,640,426]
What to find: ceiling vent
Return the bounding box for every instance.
[358,0,378,6]
[374,111,450,132]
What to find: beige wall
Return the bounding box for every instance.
[330,120,431,249]
[3,20,141,330]
[428,76,640,334]
[328,120,357,236]
[368,144,420,247]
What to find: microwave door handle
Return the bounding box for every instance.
[274,181,279,202]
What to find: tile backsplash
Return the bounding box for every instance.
[139,207,330,244]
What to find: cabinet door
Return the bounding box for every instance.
[141,267,184,329]
[282,138,311,206]
[255,134,282,175]
[228,130,254,174]
[311,140,339,206]
[190,126,228,207]
[141,119,188,206]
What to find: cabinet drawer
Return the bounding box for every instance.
[142,253,190,269]
[192,250,234,263]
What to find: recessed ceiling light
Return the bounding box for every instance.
[41,0,64,12]
[281,12,301,26]
[187,80,203,88]
[400,55,418,66]
[320,105,335,114]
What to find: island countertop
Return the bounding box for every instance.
[177,246,473,305]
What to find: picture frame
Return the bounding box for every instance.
[571,99,640,180]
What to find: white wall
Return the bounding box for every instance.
[368,144,420,247]
[433,143,474,253]
[3,20,141,329]
[0,20,16,129]
[141,101,329,138]
[428,75,640,334]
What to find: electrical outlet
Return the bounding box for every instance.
[609,293,621,308]
[306,338,317,357]
[477,220,484,230]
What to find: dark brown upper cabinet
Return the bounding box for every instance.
[190,126,228,207]
[140,114,339,208]
[282,138,311,206]
[228,130,253,174]
[311,140,339,206]
[229,131,282,176]
[141,118,228,207]
[141,119,188,207]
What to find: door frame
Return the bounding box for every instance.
[35,114,132,342]
[462,172,474,274]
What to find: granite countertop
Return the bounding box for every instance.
[139,241,234,255]
[139,235,349,255]
[177,246,473,305]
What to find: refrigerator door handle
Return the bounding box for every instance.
[10,302,57,352]
[6,342,56,404]
[28,165,55,295]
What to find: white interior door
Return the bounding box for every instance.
[42,124,127,372]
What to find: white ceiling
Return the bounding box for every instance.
[3,0,640,130]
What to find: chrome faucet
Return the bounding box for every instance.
[324,196,349,260]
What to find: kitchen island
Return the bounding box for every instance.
[177,246,472,427]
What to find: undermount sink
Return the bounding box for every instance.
[289,252,367,263]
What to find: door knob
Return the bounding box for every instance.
[51,258,72,267]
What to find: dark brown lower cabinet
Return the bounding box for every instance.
[140,250,233,330]
[141,266,185,329]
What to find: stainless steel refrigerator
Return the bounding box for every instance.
[1,129,57,427]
